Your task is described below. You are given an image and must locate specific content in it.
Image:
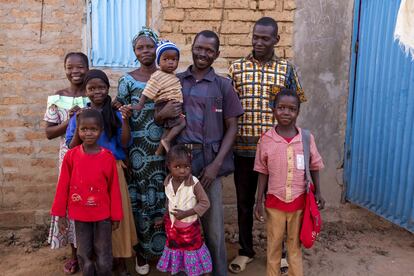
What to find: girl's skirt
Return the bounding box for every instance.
[112,161,138,258]
[157,215,212,276]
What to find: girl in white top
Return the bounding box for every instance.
[157,145,213,276]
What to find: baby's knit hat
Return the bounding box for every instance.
[156,40,180,65]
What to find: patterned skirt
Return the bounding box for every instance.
[48,216,76,249]
[157,215,212,276]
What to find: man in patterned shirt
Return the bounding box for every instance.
[228,17,306,274]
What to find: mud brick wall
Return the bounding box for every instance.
[0,0,295,228]
[157,0,296,72]
[0,0,86,228]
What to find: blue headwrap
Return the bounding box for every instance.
[132,26,159,49]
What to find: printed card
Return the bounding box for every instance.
[296,154,305,170]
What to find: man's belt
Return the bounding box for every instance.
[183,143,203,150]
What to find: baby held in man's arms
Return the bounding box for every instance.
[131,40,185,155]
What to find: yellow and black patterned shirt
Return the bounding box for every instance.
[229,53,306,157]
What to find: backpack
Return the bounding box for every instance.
[300,129,322,248]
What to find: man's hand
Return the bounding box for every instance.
[254,202,265,222]
[155,100,181,122]
[199,161,220,189]
[112,221,120,231]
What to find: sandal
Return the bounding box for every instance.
[135,261,150,275]
[63,259,79,275]
[280,257,289,274]
[228,255,254,274]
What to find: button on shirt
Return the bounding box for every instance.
[254,127,324,203]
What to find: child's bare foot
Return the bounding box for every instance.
[155,139,170,155]
[155,143,165,156]
[160,139,170,153]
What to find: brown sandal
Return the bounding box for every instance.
[63,259,79,275]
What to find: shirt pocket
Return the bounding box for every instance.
[208,96,223,113]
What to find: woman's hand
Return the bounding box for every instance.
[154,217,164,228]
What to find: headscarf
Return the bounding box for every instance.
[83,69,121,138]
[156,40,180,65]
[132,26,159,49]
[83,69,110,88]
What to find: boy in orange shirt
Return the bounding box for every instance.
[254,89,325,276]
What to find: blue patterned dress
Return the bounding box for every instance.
[117,73,167,259]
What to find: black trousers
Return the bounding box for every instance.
[233,155,258,258]
[75,219,113,276]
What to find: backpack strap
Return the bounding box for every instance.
[301,128,312,192]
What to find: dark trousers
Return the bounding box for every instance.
[75,219,113,276]
[234,155,258,258]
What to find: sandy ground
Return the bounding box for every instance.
[0,206,413,276]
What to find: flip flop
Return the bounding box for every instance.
[63,259,79,275]
[280,257,289,274]
[228,255,254,274]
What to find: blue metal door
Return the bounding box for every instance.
[345,0,414,232]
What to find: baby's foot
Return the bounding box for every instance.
[155,143,165,156]
[160,139,170,153]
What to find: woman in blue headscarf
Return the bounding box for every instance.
[114,27,166,275]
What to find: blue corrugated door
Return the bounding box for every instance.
[345,0,414,232]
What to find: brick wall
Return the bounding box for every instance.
[0,0,295,228]
[0,0,86,227]
[157,0,296,72]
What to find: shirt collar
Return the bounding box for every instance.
[246,51,279,65]
[181,65,216,82]
[266,126,302,144]
[164,174,194,187]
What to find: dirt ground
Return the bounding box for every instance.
[0,205,413,276]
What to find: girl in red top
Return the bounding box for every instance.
[51,109,123,276]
